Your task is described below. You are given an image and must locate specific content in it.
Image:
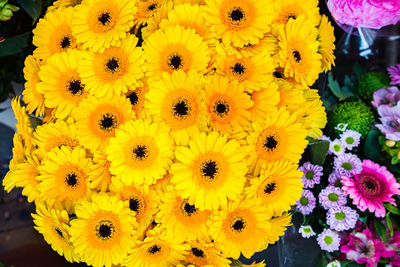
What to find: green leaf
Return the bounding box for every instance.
[308,140,330,165]
[352,63,366,78]
[364,129,383,162]
[327,73,354,101]
[387,213,394,237]
[383,203,400,215]
[0,32,30,57]
[358,216,367,224]
[392,157,400,165]
[373,219,387,242]
[16,0,43,23]
[343,75,355,91]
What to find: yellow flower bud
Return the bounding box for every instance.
[386,140,396,147]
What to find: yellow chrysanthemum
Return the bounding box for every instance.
[249,83,280,124]
[33,204,78,262]
[208,198,271,259]
[71,0,136,52]
[295,95,327,139]
[37,50,88,119]
[125,83,149,118]
[145,70,208,145]
[183,241,231,266]
[70,194,137,267]
[278,15,322,87]
[134,0,165,27]
[204,0,274,47]
[245,160,303,216]
[72,95,135,152]
[37,146,94,210]
[205,75,253,133]
[171,131,248,210]
[143,25,210,76]
[79,35,146,98]
[159,3,216,45]
[107,119,174,185]
[273,0,320,26]
[22,55,45,117]
[110,178,159,238]
[90,151,112,192]
[246,108,308,175]
[216,45,274,93]
[155,191,211,242]
[318,15,335,72]
[33,7,77,60]
[12,97,33,150]
[2,155,41,202]
[125,227,188,267]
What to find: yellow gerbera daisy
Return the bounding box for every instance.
[249,83,280,124]
[33,7,77,60]
[37,146,94,210]
[278,15,322,87]
[134,0,165,27]
[276,82,305,113]
[155,191,211,242]
[47,0,81,12]
[125,82,149,118]
[79,35,146,98]
[72,94,135,152]
[245,160,303,216]
[107,119,174,185]
[90,151,113,192]
[222,34,279,59]
[12,97,33,150]
[273,0,320,26]
[22,55,45,117]
[295,96,327,139]
[318,15,335,73]
[208,198,271,259]
[183,241,231,266]
[204,0,274,47]
[70,194,137,267]
[37,50,88,119]
[71,0,136,52]
[205,75,253,133]
[125,227,188,267]
[143,25,210,76]
[170,131,248,210]
[145,70,208,145]
[32,204,78,262]
[141,0,174,39]
[216,45,274,93]
[246,108,308,175]
[110,177,159,238]
[263,213,292,247]
[7,133,26,171]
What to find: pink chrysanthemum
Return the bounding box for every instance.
[388,64,400,85]
[341,160,400,217]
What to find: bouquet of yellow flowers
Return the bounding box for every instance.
[3,0,335,266]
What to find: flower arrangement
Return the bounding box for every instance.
[1,0,334,266]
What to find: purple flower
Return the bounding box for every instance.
[329,139,345,155]
[296,190,316,215]
[372,87,400,108]
[388,64,400,85]
[318,134,331,142]
[319,185,347,210]
[327,206,359,231]
[340,130,361,150]
[328,172,341,185]
[317,228,340,252]
[300,162,323,188]
[334,153,362,177]
[376,104,400,141]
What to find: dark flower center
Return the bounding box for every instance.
[133,145,148,160]
[173,100,189,117]
[273,71,283,78]
[148,245,161,254]
[264,136,278,151]
[232,219,245,231]
[168,54,183,70]
[106,58,119,72]
[96,220,115,240]
[60,36,71,49]
[98,12,111,25]
[293,50,301,62]
[65,173,78,187]
[99,225,111,237]
[202,160,218,179]
[148,3,157,11]
[231,62,245,75]
[99,113,117,131]
[264,182,276,194]
[305,171,315,180]
[67,79,84,95]
[287,14,297,20]
[127,91,139,106]
[191,247,205,258]
[358,174,384,198]
[230,8,244,22]
[129,198,140,212]
[213,100,230,117]
[183,202,197,215]
[300,196,309,206]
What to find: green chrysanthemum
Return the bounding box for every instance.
[357,72,390,100]
[329,101,374,138]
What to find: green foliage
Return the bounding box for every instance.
[357,72,390,100]
[16,0,43,23]
[328,101,375,138]
[364,129,383,162]
[0,32,30,57]
[308,140,330,166]
[327,73,355,101]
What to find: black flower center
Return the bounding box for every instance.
[184,202,197,215]
[358,175,383,197]
[232,219,245,231]
[99,225,111,237]
[231,62,245,75]
[168,54,183,70]
[65,173,78,187]
[364,181,374,190]
[106,58,119,72]
[127,91,139,106]
[129,198,140,212]
[192,247,205,258]
[173,100,189,117]
[67,80,84,95]
[230,7,244,21]
[148,3,157,11]
[60,36,71,49]
[55,227,64,238]
[99,113,117,131]
[213,100,230,117]
[264,136,278,151]
[96,220,115,240]
[133,145,147,160]
[293,50,301,62]
[202,160,218,179]
[273,71,283,78]
[148,245,161,254]
[264,182,276,194]
[98,12,111,25]
[287,14,297,20]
